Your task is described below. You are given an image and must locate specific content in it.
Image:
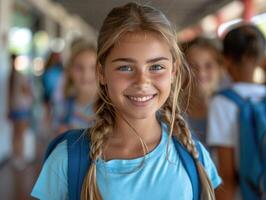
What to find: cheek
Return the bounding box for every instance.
[154,73,172,92]
[86,71,96,82]
[70,72,80,83]
[105,75,127,99]
[208,67,220,82]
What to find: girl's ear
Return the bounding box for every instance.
[98,63,106,85]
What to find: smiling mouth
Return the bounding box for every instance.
[126,94,156,103]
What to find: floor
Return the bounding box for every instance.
[0,137,47,200]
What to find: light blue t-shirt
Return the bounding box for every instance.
[31,126,221,200]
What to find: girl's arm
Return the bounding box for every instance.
[215,146,237,200]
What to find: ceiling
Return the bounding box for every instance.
[53,0,233,31]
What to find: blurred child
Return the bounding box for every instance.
[207,23,266,200]
[184,38,224,145]
[41,52,63,131]
[54,42,97,132]
[42,52,63,106]
[8,54,34,169]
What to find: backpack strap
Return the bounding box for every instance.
[63,96,75,124]
[217,88,246,107]
[173,137,204,200]
[45,125,204,200]
[44,131,70,162]
[218,88,266,199]
[66,129,90,200]
[43,129,91,200]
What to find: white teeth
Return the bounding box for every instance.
[129,95,153,102]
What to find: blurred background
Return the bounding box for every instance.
[0,0,266,199]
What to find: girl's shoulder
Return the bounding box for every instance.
[31,139,68,199]
[232,82,266,99]
[43,134,70,174]
[196,142,222,188]
[47,139,68,161]
[32,129,89,200]
[44,129,88,160]
[170,133,221,189]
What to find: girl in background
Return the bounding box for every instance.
[41,52,63,131]
[32,3,221,199]
[8,54,33,169]
[54,42,97,132]
[184,38,224,145]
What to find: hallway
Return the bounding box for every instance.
[0,137,47,200]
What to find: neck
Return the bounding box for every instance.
[113,114,161,144]
[104,114,162,160]
[229,60,256,83]
[188,91,208,119]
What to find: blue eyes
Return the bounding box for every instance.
[117,64,164,72]
[150,64,164,71]
[117,66,133,71]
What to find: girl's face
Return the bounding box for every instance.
[186,46,220,95]
[70,50,97,95]
[102,31,175,121]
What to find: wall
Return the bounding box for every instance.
[0,0,13,162]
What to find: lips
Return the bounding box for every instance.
[126,94,156,106]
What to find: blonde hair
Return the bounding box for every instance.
[64,41,96,98]
[81,2,215,200]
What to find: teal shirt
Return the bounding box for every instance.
[32,126,221,200]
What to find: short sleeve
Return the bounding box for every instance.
[207,96,238,147]
[199,142,222,189]
[31,141,68,200]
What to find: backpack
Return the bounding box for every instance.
[62,96,75,124]
[44,126,205,200]
[218,88,266,200]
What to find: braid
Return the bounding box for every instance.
[175,115,198,158]
[81,96,115,200]
[160,97,215,200]
[160,99,196,156]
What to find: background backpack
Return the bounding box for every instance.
[218,88,266,200]
[44,126,205,200]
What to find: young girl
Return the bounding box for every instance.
[207,23,266,200]
[41,52,63,130]
[8,54,34,169]
[32,3,221,200]
[53,42,97,132]
[184,38,224,145]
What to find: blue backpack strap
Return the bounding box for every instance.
[218,88,266,199]
[66,129,91,200]
[217,88,246,107]
[44,131,70,162]
[173,137,203,200]
[43,129,91,200]
[63,96,75,124]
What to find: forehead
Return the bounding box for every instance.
[106,31,172,62]
[187,46,216,59]
[73,50,96,61]
[76,49,96,58]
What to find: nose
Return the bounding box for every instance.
[196,65,206,80]
[133,69,150,87]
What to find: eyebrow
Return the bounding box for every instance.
[111,57,170,63]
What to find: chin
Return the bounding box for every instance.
[122,110,157,121]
